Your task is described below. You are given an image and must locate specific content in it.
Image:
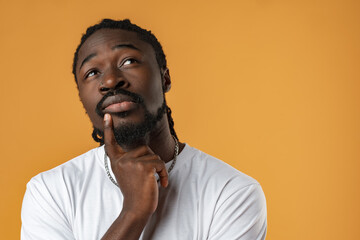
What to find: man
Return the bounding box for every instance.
[21,19,267,240]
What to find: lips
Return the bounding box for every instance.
[101,95,138,114]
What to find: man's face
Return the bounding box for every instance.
[75,29,169,145]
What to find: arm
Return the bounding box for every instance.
[101,211,149,240]
[101,114,168,240]
[208,183,267,240]
[21,179,75,240]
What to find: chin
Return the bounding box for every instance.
[113,122,150,147]
[111,111,146,127]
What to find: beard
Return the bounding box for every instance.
[93,88,167,147]
[112,101,166,147]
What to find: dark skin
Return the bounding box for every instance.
[76,29,184,239]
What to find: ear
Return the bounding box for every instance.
[162,68,171,93]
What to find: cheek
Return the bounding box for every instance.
[148,82,164,105]
[140,68,164,110]
[79,89,103,128]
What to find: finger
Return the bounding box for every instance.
[103,113,124,157]
[139,158,168,188]
[156,165,169,188]
[130,145,155,158]
[135,154,162,163]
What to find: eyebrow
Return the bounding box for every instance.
[79,43,141,70]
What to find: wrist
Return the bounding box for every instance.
[118,209,151,225]
[101,210,150,240]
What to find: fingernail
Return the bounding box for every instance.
[104,113,110,122]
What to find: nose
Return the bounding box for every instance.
[99,68,128,94]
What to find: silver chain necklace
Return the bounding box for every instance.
[104,136,179,188]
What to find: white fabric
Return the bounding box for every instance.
[21,144,267,240]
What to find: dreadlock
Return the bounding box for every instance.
[72,19,178,144]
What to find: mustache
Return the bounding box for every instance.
[95,88,144,117]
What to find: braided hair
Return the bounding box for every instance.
[72,19,178,144]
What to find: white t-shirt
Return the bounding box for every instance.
[21,144,267,240]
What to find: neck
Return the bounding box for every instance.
[148,117,176,163]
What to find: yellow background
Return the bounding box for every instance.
[1,0,359,239]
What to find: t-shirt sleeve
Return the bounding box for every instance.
[208,182,267,240]
[21,178,75,240]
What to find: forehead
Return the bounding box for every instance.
[77,29,155,67]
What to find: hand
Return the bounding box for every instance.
[103,113,168,218]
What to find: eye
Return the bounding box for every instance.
[85,69,99,79]
[122,58,138,67]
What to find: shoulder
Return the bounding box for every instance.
[174,144,266,214]
[21,147,104,239]
[176,144,259,188]
[28,146,103,185]
[24,146,104,203]
[177,145,267,239]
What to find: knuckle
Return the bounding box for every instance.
[142,145,152,153]
[138,145,146,151]
[116,161,129,172]
[135,161,145,171]
[149,154,161,161]
[140,145,152,153]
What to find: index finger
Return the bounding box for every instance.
[103,113,124,157]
